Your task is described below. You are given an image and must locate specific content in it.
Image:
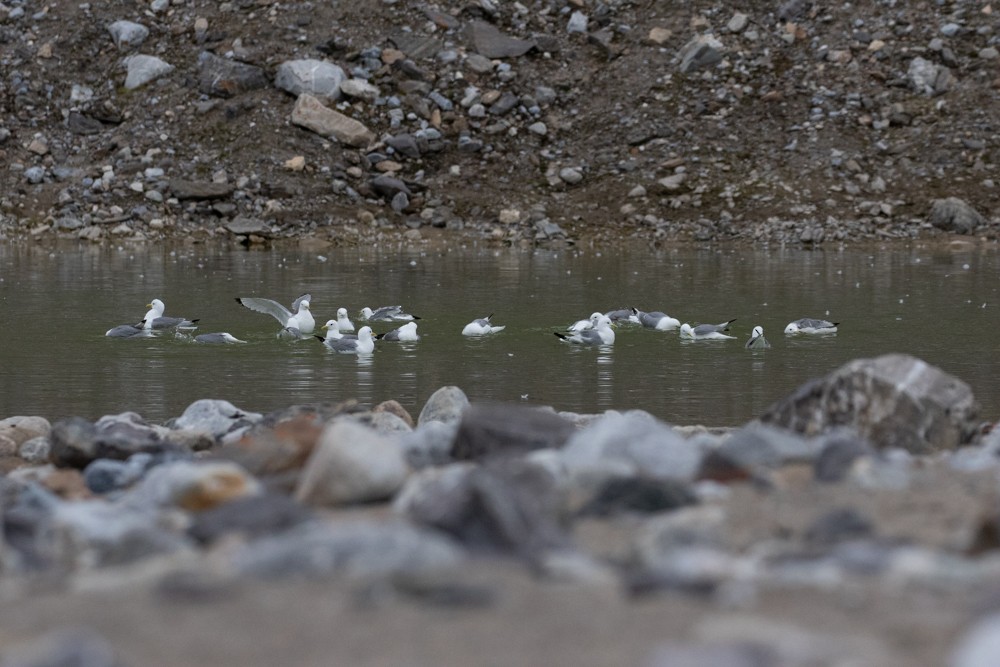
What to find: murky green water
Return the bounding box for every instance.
[0,241,997,426]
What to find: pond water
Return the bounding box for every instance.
[0,240,997,427]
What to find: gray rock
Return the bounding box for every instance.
[291,93,374,147]
[231,519,463,579]
[107,20,148,50]
[559,167,583,184]
[0,416,51,447]
[952,613,1000,667]
[172,399,262,442]
[450,403,576,462]
[907,56,952,96]
[197,51,268,98]
[340,78,379,101]
[814,430,876,482]
[577,476,697,517]
[123,54,174,90]
[929,197,984,235]
[463,21,535,58]
[760,354,980,454]
[418,386,470,427]
[82,452,157,494]
[24,167,45,184]
[18,436,51,464]
[49,414,169,469]
[561,411,703,483]
[386,133,421,159]
[370,174,413,198]
[397,420,458,468]
[0,628,121,667]
[187,493,313,544]
[778,0,812,21]
[678,34,724,73]
[567,11,588,34]
[805,507,873,547]
[47,499,195,569]
[700,423,820,480]
[644,642,777,667]
[727,13,750,33]
[126,460,261,511]
[295,419,410,506]
[275,59,346,101]
[397,459,569,559]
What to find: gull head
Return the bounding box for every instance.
[147,298,165,312]
[360,307,374,319]
[337,307,348,318]
[752,325,764,337]
[784,322,799,334]
[679,323,694,338]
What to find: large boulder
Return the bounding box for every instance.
[759,354,979,454]
[929,197,985,235]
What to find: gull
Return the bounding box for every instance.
[106,322,150,338]
[194,333,246,344]
[745,325,771,350]
[567,312,603,332]
[359,305,420,322]
[605,308,640,324]
[236,293,315,336]
[320,319,357,341]
[317,326,375,354]
[336,307,355,332]
[377,321,420,341]
[784,318,839,334]
[631,307,680,331]
[679,319,737,340]
[141,299,199,331]
[554,314,615,345]
[462,314,506,336]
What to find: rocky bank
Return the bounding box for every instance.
[1,0,999,247]
[0,353,999,665]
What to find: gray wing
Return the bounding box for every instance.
[106,324,146,338]
[291,293,312,312]
[605,309,632,321]
[237,297,294,325]
[577,329,605,345]
[324,337,359,352]
[692,323,718,336]
[370,305,402,320]
[798,318,835,329]
[195,333,231,344]
[149,316,198,330]
[380,329,402,341]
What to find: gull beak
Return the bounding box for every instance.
[146,303,153,309]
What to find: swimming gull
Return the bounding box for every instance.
[236,293,315,335]
[462,314,506,336]
[554,314,615,345]
[194,333,246,344]
[320,319,357,341]
[316,326,375,354]
[359,305,420,322]
[377,321,420,341]
[631,307,680,331]
[784,318,839,334]
[745,325,771,349]
[105,322,150,338]
[567,312,603,333]
[336,307,355,332]
[679,319,737,340]
[141,299,199,331]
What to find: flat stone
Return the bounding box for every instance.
[168,180,234,200]
[340,78,379,102]
[107,20,148,50]
[463,21,536,59]
[450,403,576,462]
[678,34,724,73]
[225,216,271,236]
[291,93,374,147]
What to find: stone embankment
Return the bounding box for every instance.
[1,353,999,664]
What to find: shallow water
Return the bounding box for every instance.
[0,241,997,426]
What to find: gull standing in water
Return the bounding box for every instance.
[359,305,420,322]
[236,293,315,336]
[462,314,506,336]
[555,314,615,345]
[141,299,199,331]
[784,318,839,334]
[631,307,681,331]
[377,321,420,341]
[679,319,737,340]
[317,326,375,354]
[745,325,771,349]
[335,307,355,332]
